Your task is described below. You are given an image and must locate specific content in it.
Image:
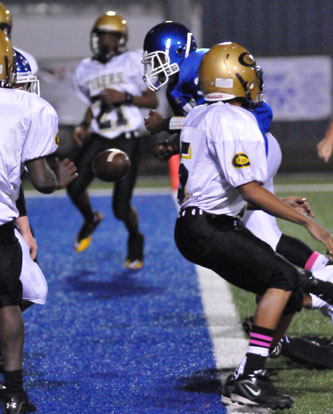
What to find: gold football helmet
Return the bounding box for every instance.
[91,11,128,62]
[0,2,12,37]
[199,42,264,106]
[0,29,14,87]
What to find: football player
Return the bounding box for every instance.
[142,22,333,371]
[174,41,333,409]
[142,21,333,312]
[0,32,77,413]
[13,50,46,313]
[0,2,38,75]
[69,11,158,269]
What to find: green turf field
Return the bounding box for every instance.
[230,174,333,414]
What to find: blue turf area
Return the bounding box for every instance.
[20,193,227,414]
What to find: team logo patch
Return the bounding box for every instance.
[232,152,251,168]
[55,133,60,146]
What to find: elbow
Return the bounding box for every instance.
[31,174,57,194]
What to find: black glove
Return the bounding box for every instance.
[153,140,179,161]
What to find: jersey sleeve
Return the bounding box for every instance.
[22,96,59,162]
[72,62,91,105]
[132,49,149,93]
[208,110,267,188]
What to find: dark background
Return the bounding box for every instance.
[9,0,333,176]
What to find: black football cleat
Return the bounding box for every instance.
[222,374,235,405]
[125,232,144,270]
[230,370,294,410]
[74,211,103,252]
[299,269,333,306]
[3,391,36,413]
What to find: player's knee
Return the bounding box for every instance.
[282,287,304,315]
[113,201,130,220]
[269,261,300,292]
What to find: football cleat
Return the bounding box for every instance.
[221,374,235,405]
[2,391,36,413]
[125,233,144,270]
[230,370,294,409]
[74,212,103,252]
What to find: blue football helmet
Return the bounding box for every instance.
[14,49,40,95]
[142,21,197,91]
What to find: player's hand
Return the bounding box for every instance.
[73,125,88,147]
[282,196,314,218]
[100,88,124,105]
[25,233,38,260]
[317,138,333,162]
[54,158,78,188]
[153,140,179,161]
[144,110,164,134]
[21,229,38,260]
[304,220,333,258]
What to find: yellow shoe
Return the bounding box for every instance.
[74,236,92,253]
[125,259,143,270]
[74,212,103,252]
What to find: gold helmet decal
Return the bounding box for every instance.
[0,29,14,87]
[199,42,264,106]
[0,3,12,37]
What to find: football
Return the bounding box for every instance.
[92,149,131,182]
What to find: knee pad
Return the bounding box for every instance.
[282,287,304,315]
[269,259,300,292]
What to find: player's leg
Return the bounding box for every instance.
[277,234,331,271]
[111,135,144,269]
[0,222,36,412]
[67,135,106,252]
[175,209,298,408]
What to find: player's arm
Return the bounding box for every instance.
[238,181,333,255]
[145,110,186,135]
[26,156,77,194]
[317,118,333,162]
[73,107,93,147]
[15,185,37,259]
[100,87,158,109]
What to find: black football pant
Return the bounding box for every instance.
[174,207,303,312]
[67,132,140,221]
[0,221,23,308]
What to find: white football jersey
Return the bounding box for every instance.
[243,132,283,249]
[178,102,267,215]
[73,50,147,139]
[0,88,58,225]
[15,229,48,304]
